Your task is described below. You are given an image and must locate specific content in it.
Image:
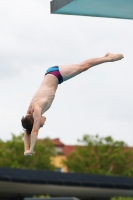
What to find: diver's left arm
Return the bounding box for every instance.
[29,131,38,152]
[24,132,31,151]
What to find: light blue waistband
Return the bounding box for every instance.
[45,66,59,74]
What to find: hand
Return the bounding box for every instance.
[24,149,35,156]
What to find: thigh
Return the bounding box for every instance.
[59,64,82,82]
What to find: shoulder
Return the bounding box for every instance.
[27,104,34,114]
[33,105,42,118]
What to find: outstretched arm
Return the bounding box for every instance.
[24,132,31,151]
[24,131,38,156]
[24,107,41,156]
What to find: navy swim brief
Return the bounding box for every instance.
[45,66,63,84]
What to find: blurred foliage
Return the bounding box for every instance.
[111,197,133,200]
[0,133,56,170]
[33,194,50,198]
[63,134,133,177]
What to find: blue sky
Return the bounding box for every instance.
[0,0,133,146]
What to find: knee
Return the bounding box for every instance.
[79,63,88,72]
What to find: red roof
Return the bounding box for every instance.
[51,138,76,156]
[51,138,64,146]
[38,138,133,157]
[63,145,76,156]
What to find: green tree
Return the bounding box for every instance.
[111,197,133,200]
[0,133,56,170]
[63,134,133,177]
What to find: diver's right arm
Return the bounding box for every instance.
[29,107,42,152]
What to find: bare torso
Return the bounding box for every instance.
[27,74,58,115]
[27,64,82,115]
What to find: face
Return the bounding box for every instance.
[40,116,46,128]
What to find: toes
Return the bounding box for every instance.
[105,53,110,57]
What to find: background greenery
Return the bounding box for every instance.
[0,133,133,177]
[0,133,56,170]
[111,198,133,200]
[0,133,133,199]
[63,134,133,177]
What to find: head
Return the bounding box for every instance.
[21,115,46,134]
[21,114,34,135]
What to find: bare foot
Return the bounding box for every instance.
[105,53,124,62]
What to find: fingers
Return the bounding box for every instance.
[24,153,32,156]
[24,150,35,156]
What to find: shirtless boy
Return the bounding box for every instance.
[21,53,124,156]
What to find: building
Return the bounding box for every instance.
[39,138,76,172]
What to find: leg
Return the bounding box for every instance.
[59,53,124,82]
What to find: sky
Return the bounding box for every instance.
[0,0,133,146]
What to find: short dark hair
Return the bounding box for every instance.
[21,114,34,135]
